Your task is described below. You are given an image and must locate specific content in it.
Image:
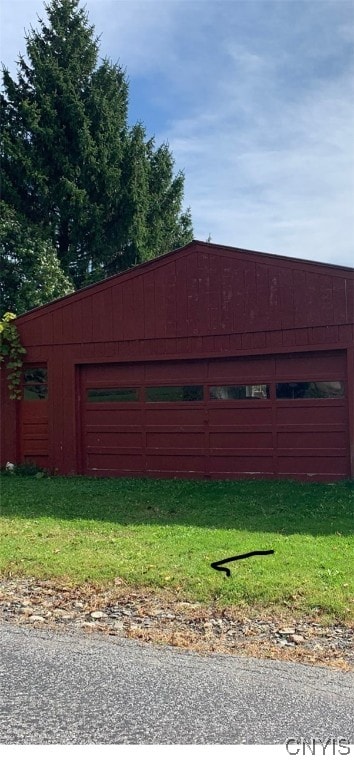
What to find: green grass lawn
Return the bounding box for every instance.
[1,475,353,620]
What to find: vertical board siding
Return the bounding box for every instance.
[295,328,309,346]
[318,274,334,325]
[197,253,210,334]
[232,262,246,332]
[305,271,321,327]
[1,369,17,464]
[186,252,201,336]
[75,296,94,342]
[61,304,74,342]
[122,278,135,340]
[91,289,113,342]
[244,261,257,331]
[278,267,294,329]
[62,347,78,472]
[175,256,188,336]
[123,276,145,341]
[309,326,333,345]
[209,254,222,332]
[45,313,54,345]
[4,242,352,479]
[347,279,354,322]
[164,262,177,338]
[111,285,123,341]
[52,307,64,343]
[16,246,353,346]
[255,263,270,330]
[143,271,156,338]
[220,257,234,332]
[332,276,348,324]
[132,279,145,339]
[50,347,65,469]
[267,269,281,327]
[293,270,307,328]
[266,330,283,347]
[154,266,168,338]
[339,325,354,343]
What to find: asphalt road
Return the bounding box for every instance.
[0,622,353,744]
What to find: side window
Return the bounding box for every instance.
[209,385,270,400]
[276,381,345,399]
[23,367,48,400]
[87,388,140,402]
[145,386,203,402]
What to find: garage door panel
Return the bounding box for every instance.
[87,445,143,455]
[276,404,346,425]
[146,431,204,449]
[208,407,272,426]
[144,360,207,381]
[275,351,345,378]
[276,423,345,432]
[210,431,273,449]
[145,408,204,426]
[278,447,347,457]
[85,409,143,426]
[86,453,145,472]
[83,363,144,384]
[277,431,347,450]
[210,448,274,457]
[86,424,142,433]
[278,455,348,477]
[146,447,205,456]
[208,424,272,433]
[80,350,349,480]
[208,357,274,379]
[86,431,143,448]
[145,454,205,473]
[23,455,50,468]
[209,456,275,474]
[88,452,144,473]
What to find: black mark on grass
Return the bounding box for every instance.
[211,550,275,577]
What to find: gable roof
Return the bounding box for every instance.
[16,239,353,324]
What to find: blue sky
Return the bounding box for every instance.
[1,0,353,267]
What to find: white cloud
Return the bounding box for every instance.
[161,35,354,267]
[1,0,353,267]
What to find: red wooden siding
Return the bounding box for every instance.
[14,242,354,350]
[21,400,49,468]
[79,351,349,481]
[1,241,353,481]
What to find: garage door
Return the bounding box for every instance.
[79,351,349,481]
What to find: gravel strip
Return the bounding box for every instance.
[0,577,353,671]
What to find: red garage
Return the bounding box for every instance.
[1,240,353,481]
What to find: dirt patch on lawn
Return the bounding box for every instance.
[0,577,353,671]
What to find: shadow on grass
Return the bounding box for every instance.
[1,474,353,537]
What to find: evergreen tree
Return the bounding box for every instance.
[1,0,193,291]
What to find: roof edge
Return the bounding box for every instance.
[194,240,354,273]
